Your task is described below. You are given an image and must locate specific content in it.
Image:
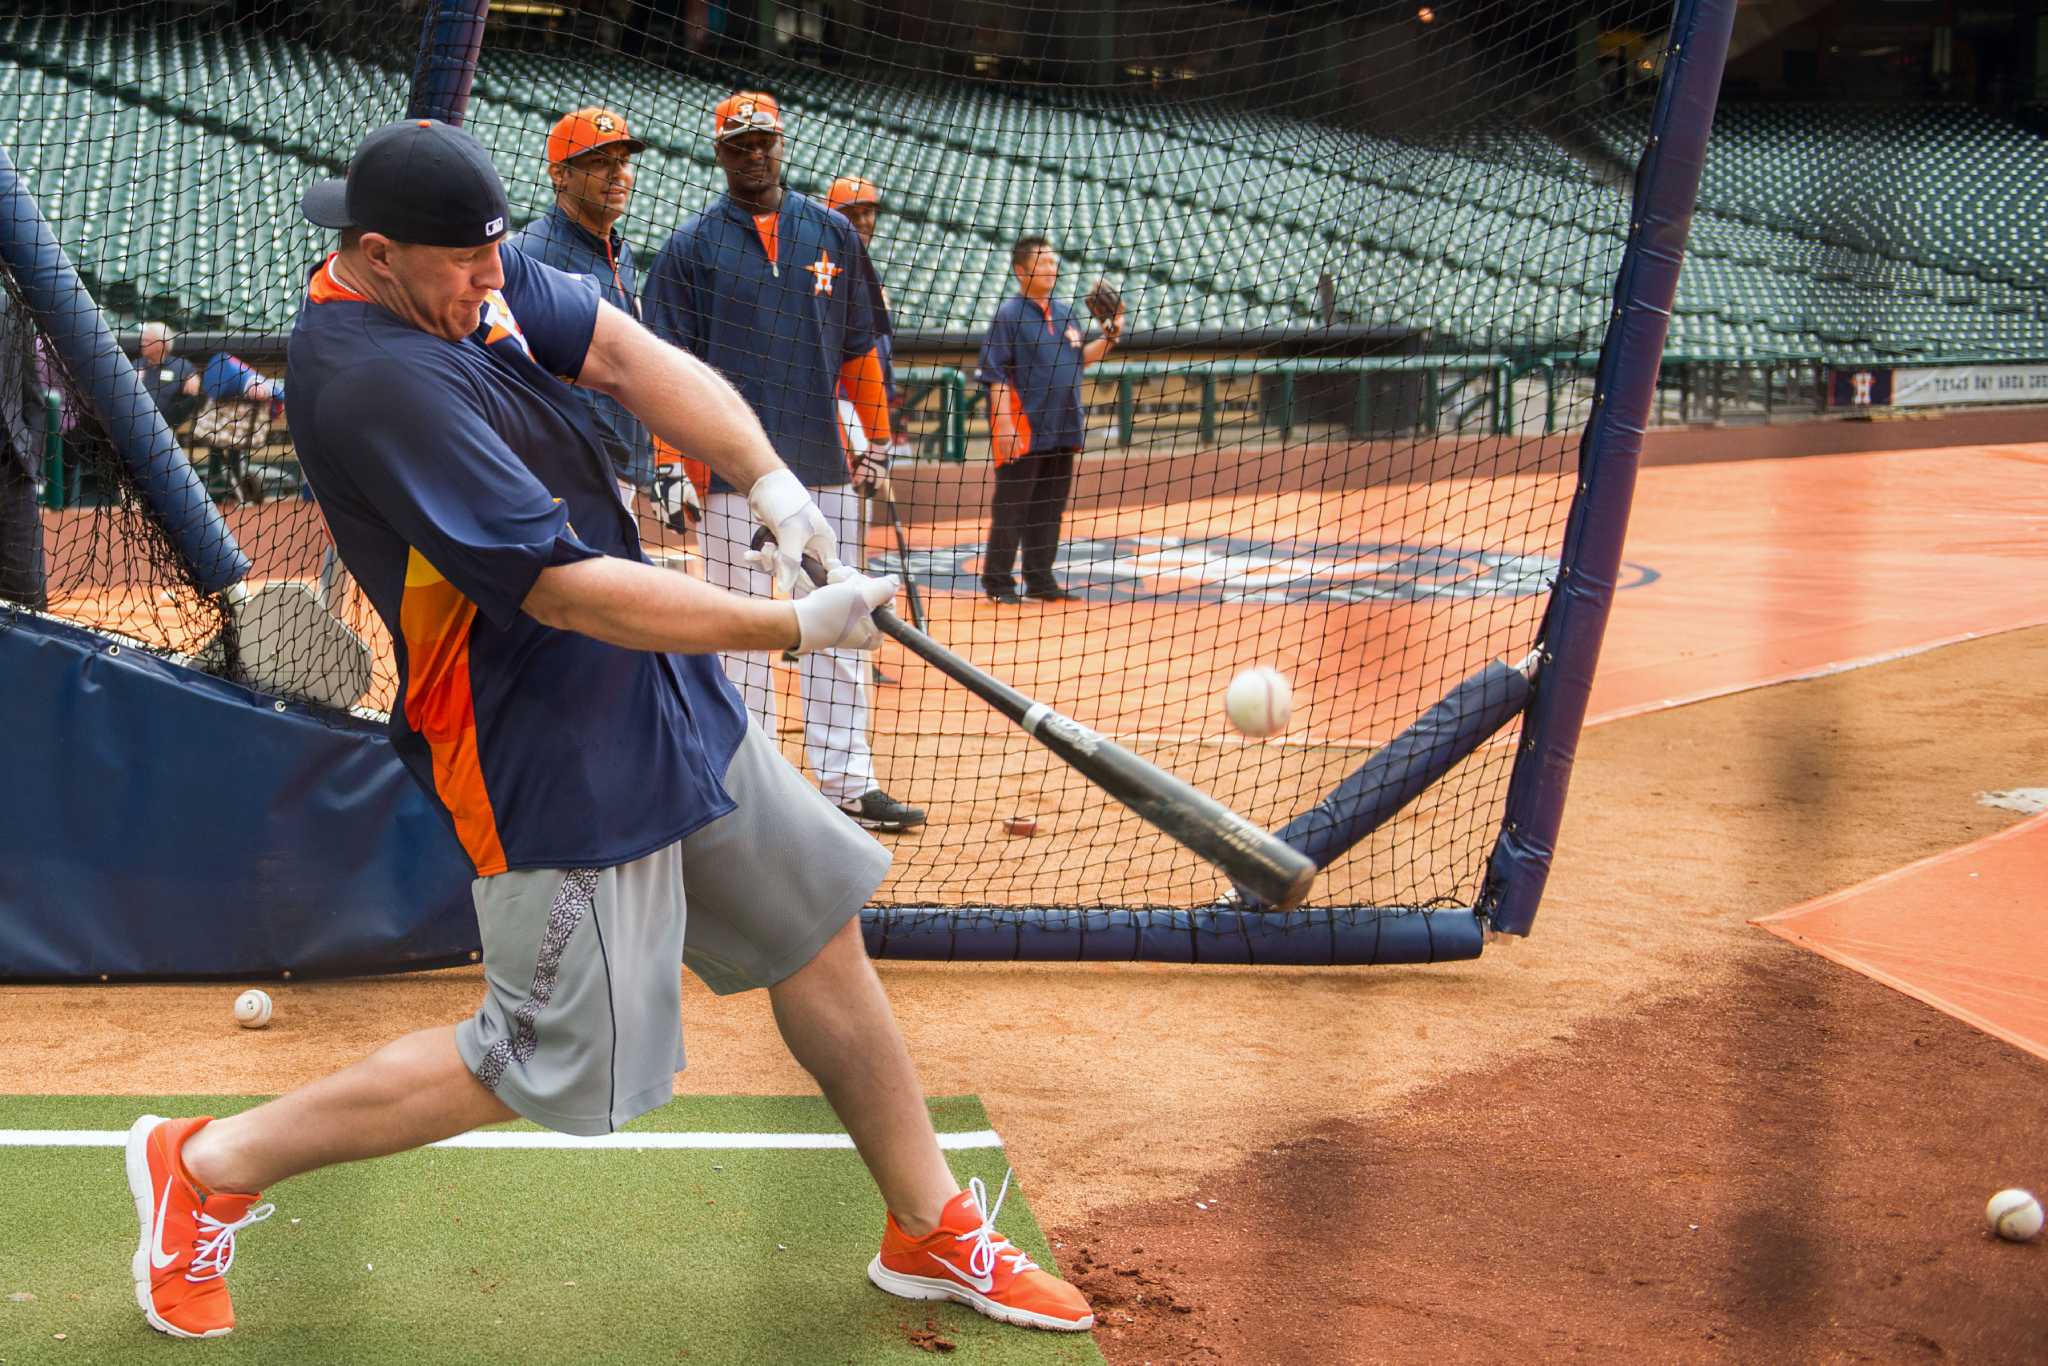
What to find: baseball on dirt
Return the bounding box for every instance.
[233,989,273,1030]
[1224,667,1293,737]
[1986,1188,2042,1242]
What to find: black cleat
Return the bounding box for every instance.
[1022,582,1076,602]
[984,585,1024,605]
[838,788,927,832]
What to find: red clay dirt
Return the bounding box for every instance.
[7,567,2048,1362]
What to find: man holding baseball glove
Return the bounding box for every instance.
[976,236,1123,604]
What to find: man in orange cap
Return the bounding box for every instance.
[822,174,908,683]
[510,107,701,535]
[645,94,926,836]
[822,174,906,467]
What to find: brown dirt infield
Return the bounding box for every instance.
[4,625,2046,1361]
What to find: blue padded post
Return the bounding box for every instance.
[1483,0,1736,937]
[0,148,249,595]
[408,0,491,126]
[859,905,1484,966]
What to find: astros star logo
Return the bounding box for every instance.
[594,113,617,134]
[808,250,841,296]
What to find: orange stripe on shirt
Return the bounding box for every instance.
[836,347,891,447]
[993,386,1033,467]
[398,548,508,876]
[307,254,368,305]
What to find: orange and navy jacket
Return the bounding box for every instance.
[642,191,885,491]
[977,293,1088,464]
[507,202,656,488]
[285,246,748,876]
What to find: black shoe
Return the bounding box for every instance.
[838,788,927,832]
[984,585,1024,605]
[1023,582,1076,602]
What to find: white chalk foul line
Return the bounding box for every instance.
[0,1128,1003,1151]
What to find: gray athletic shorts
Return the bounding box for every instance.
[453,720,891,1136]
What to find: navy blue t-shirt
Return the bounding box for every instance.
[642,193,881,491]
[976,293,1089,457]
[285,245,748,875]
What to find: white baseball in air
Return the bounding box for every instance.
[1987,1188,2042,1242]
[1224,667,1293,738]
[233,989,273,1030]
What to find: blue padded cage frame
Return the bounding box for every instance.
[0,0,1734,979]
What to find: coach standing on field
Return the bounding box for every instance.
[506,107,700,534]
[643,93,923,834]
[118,118,1089,1342]
[977,235,1122,604]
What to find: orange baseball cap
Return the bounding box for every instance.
[547,107,647,165]
[825,176,880,212]
[713,91,783,142]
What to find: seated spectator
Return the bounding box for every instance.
[190,353,283,505]
[135,321,202,428]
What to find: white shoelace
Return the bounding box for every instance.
[186,1202,275,1284]
[955,1172,1039,1280]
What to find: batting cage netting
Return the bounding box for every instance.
[0,0,1722,974]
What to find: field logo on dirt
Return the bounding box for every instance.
[872,536,1656,605]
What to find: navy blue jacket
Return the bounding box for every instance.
[508,203,656,488]
[977,293,1090,457]
[642,192,880,491]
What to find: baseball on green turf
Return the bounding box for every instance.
[1987,1188,2042,1241]
[234,989,273,1030]
[1224,666,1293,738]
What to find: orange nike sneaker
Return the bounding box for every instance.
[124,1115,274,1339]
[868,1172,1093,1332]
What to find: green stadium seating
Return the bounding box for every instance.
[3,16,2043,360]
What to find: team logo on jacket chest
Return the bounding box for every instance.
[808,250,841,296]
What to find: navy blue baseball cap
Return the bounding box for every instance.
[300,119,511,248]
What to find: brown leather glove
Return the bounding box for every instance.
[1085,279,1125,342]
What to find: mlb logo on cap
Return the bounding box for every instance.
[713,91,783,141]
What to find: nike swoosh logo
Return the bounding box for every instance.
[149,1178,180,1270]
[928,1253,994,1294]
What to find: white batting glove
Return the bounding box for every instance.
[746,468,841,596]
[791,566,897,653]
[653,470,701,530]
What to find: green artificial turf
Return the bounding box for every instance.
[0,1095,1105,1365]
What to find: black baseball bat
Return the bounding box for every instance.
[870,477,927,633]
[769,532,1315,910]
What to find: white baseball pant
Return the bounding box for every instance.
[700,483,875,805]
